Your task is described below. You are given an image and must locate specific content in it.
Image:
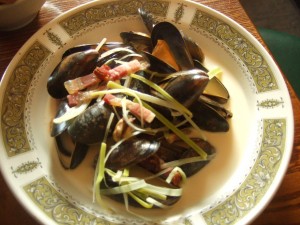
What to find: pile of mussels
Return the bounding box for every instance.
[47,9,232,208]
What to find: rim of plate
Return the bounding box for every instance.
[0,0,294,225]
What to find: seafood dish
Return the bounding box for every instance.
[47,9,232,209]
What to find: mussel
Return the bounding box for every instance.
[106,135,160,170]
[47,49,99,99]
[68,101,117,145]
[189,100,230,132]
[138,8,206,64]
[162,69,209,108]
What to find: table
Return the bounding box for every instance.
[0,0,299,224]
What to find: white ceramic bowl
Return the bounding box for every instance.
[0,0,46,31]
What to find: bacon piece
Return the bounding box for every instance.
[64,73,101,94]
[103,94,155,123]
[94,59,142,81]
[67,93,80,107]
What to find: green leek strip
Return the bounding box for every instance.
[53,100,91,124]
[146,197,170,209]
[90,86,177,111]
[93,142,107,203]
[137,188,167,201]
[130,73,206,140]
[100,180,148,195]
[128,192,153,209]
[93,113,114,203]
[142,184,182,197]
[207,67,222,79]
[142,102,207,159]
[130,73,192,117]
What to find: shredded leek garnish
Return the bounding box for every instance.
[90,85,177,110]
[130,73,192,117]
[146,197,169,209]
[53,100,90,124]
[93,142,107,203]
[128,192,153,209]
[130,74,206,140]
[93,113,115,203]
[100,179,148,195]
[142,102,207,159]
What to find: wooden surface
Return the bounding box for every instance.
[0,0,299,224]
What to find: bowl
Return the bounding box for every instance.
[0,0,46,31]
[0,0,294,224]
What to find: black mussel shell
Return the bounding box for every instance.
[55,132,89,169]
[106,136,160,170]
[190,100,229,132]
[142,51,176,74]
[163,69,209,108]
[120,31,152,52]
[68,101,117,145]
[137,7,158,33]
[179,139,215,177]
[47,49,99,99]
[151,22,194,70]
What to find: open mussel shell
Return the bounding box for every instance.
[55,132,88,169]
[137,7,158,33]
[163,69,209,108]
[179,139,215,177]
[203,76,230,104]
[184,36,205,63]
[47,49,99,99]
[151,22,194,70]
[120,31,152,52]
[142,51,176,74]
[190,100,230,132]
[106,136,161,170]
[62,44,97,59]
[156,139,215,177]
[68,101,117,145]
[199,95,232,119]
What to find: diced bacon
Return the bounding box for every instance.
[103,93,122,106]
[67,93,80,107]
[126,101,156,123]
[93,64,111,81]
[64,73,100,94]
[94,59,142,81]
[67,86,107,107]
[103,94,155,123]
